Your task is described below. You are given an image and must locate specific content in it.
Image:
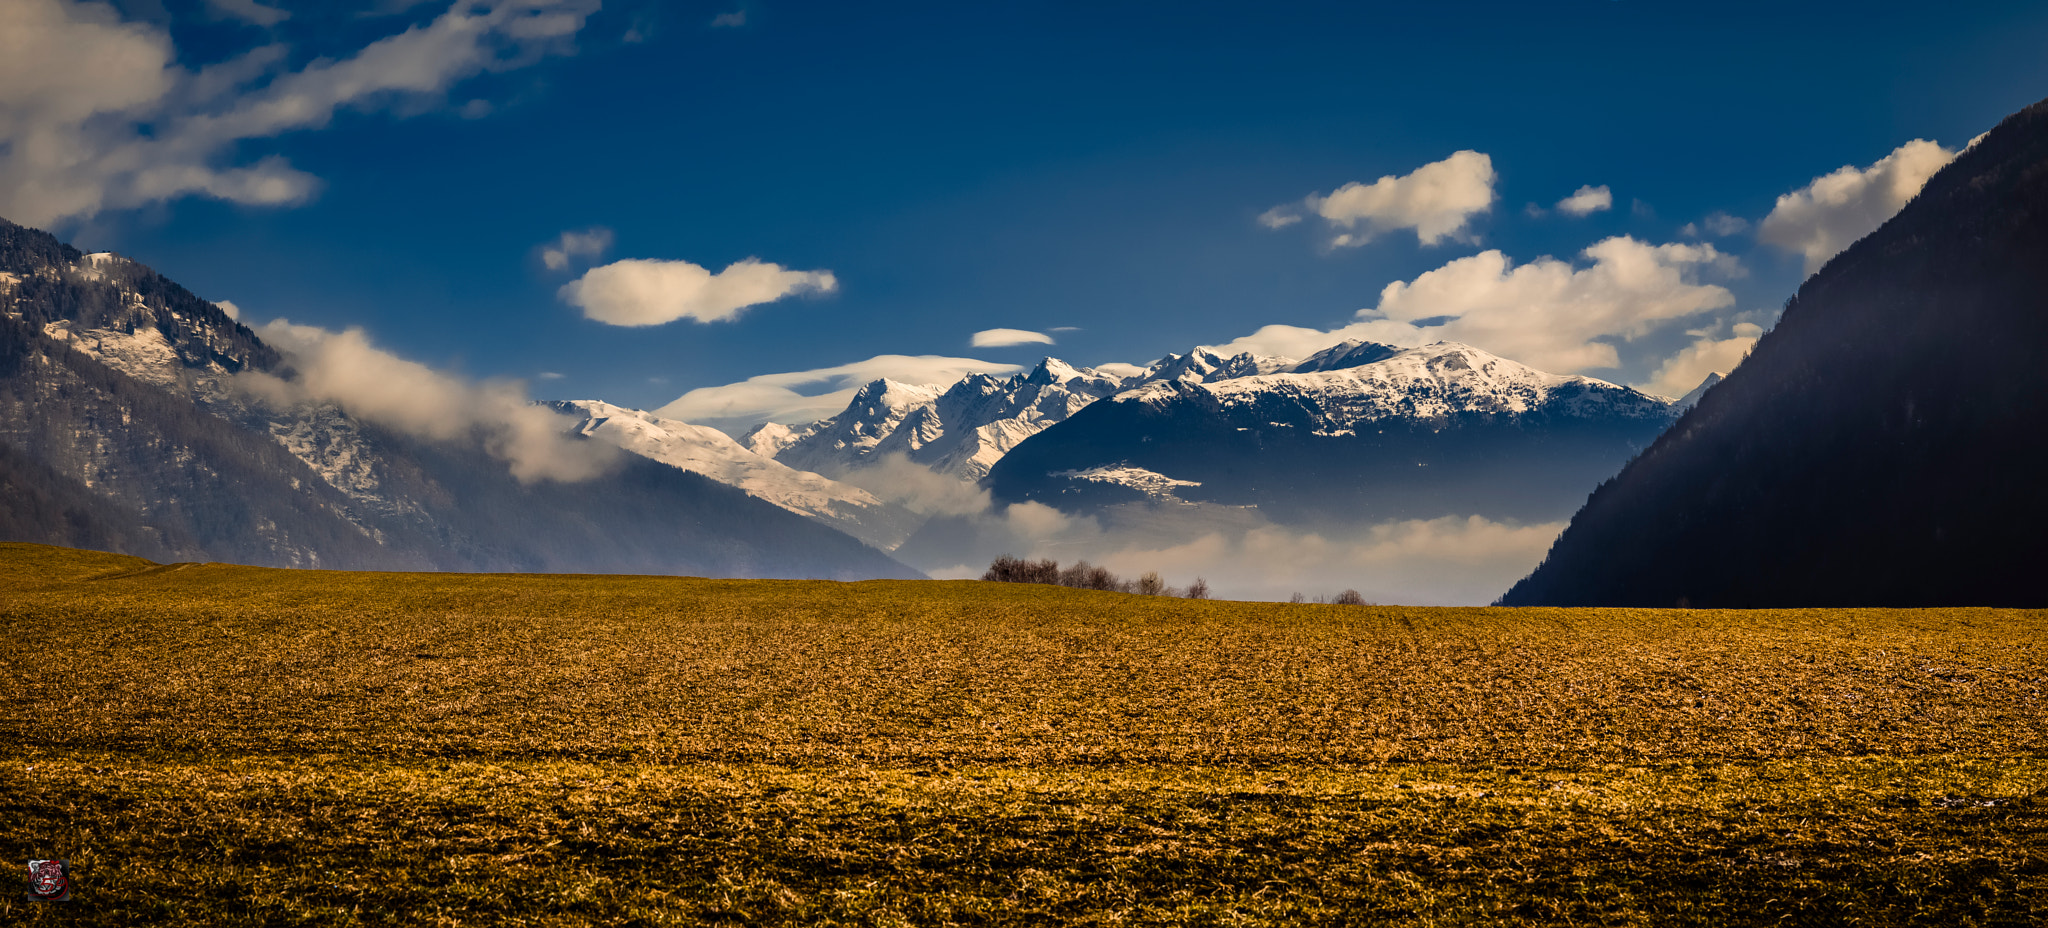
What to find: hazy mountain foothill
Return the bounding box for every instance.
[0,218,919,580]
[1499,97,2048,608]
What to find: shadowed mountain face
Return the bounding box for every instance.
[0,218,919,580]
[985,342,1678,529]
[1500,97,2048,608]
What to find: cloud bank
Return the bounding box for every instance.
[1758,138,1956,273]
[907,502,1562,606]
[970,327,1055,348]
[0,0,597,226]
[1260,150,1497,247]
[657,354,1022,432]
[240,321,618,483]
[559,257,837,326]
[1209,236,1736,374]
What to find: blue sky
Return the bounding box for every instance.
[14,0,2048,423]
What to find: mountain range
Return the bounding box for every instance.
[983,341,1682,528]
[0,211,1716,590]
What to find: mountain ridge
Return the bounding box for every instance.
[984,340,1680,526]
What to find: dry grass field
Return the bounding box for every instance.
[1,541,2044,925]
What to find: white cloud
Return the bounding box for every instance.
[1554,184,1612,217]
[1090,361,1148,381]
[558,257,836,326]
[238,321,619,483]
[1638,321,1762,398]
[709,10,745,27]
[831,452,994,518]
[1204,320,1427,362]
[1759,139,1956,273]
[538,226,613,271]
[656,354,1022,431]
[1261,150,1497,247]
[213,299,241,320]
[1255,206,1303,229]
[0,0,598,227]
[205,0,288,27]
[1208,236,1737,374]
[970,327,1055,348]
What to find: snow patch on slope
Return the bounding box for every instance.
[1052,464,1201,501]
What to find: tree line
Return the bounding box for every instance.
[982,554,1377,604]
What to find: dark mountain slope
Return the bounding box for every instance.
[0,441,192,563]
[0,312,420,569]
[1500,98,2048,607]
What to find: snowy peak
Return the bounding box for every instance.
[1127,347,1295,389]
[740,420,801,458]
[761,357,1122,480]
[1019,357,1124,395]
[1674,371,1724,411]
[848,378,943,415]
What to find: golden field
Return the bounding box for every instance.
[1,542,2043,925]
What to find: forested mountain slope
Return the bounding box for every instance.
[1500,97,2048,607]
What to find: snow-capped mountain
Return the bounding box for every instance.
[750,357,1127,480]
[0,217,919,579]
[548,400,921,549]
[1135,341,1680,428]
[747,349,1306,484]
[984,341,1682,527]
